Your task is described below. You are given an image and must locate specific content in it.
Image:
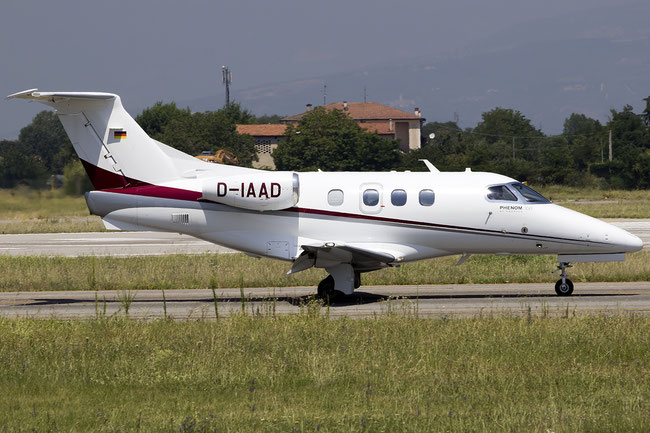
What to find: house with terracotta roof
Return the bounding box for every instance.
[283,102,424,153]
[237,101,424,168]
[235,124,287,168]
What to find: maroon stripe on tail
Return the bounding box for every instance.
[80,159,149,190]
[80,159,201,200]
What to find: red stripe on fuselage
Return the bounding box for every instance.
[103,183,203,201]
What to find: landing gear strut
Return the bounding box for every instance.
[553,262,574,296]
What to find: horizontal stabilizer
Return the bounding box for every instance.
[7,89,116,102]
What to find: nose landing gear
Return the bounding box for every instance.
[553,262,574,296]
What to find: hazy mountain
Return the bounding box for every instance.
[183,3,650,134]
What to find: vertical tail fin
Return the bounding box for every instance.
[8,89,202,189]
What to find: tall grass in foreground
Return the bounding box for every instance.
[0,315,648,432]
[0,251,648,292]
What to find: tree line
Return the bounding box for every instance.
[0,97,648,192]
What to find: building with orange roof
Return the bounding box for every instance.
[235,124,288,168]
[238,101,424,168]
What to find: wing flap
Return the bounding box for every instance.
[288,243,396,274]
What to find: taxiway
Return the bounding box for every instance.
[2,282,649,319]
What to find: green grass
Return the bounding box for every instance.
[0,251,647,292]
[534,185,650,218]
[0,315,648,432]
[0,217,104,234]
[0,188,105,234]
[0,187,91,219]
[557,201,650,219]
[536,185,650,202]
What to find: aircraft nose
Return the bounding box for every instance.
[623,232,643,252]
[610,226,644,253]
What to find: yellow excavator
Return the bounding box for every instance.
[195,150,239,165]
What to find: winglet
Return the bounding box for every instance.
[6,88,39,100]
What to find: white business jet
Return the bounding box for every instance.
[9,89,643,298]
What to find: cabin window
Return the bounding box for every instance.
[487,185,517,201]
[510,183,549,203]
[363,189,380,206]
[419,189,435,206]
[328,189,344,206]
[391,189,407,206]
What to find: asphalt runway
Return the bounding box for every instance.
[1,282,650,319]
[0,220,648,257]
[0,231,235,256]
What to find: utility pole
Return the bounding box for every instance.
[608,129,613,161]
[363,86,367,103]
[322,83,327,106]
[222,66,232,106]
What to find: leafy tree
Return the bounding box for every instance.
[0,139,48,187]
[18,110,74,173]
[562,113,603,172]
[472,107,542,144]
[161,111,256,166]
[136,103,257,167]
[272,107,402,171]
[136,102,190,140]
[254,114,284,124]
[63,160,93,195]
[563,113,601,137]
[221,102,255,125]
[596,105,650,188]
[401,122,469,172]
[643,96,650,126]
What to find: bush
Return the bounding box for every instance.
[63,160,93,195]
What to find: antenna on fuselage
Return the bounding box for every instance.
[418,159,440,173]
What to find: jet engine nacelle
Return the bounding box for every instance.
[201,172,299,211]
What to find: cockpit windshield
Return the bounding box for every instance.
[510,183,550,203]
[486,183,550,203]
[487,185,517,201]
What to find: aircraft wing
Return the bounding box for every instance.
[288,242,397,274]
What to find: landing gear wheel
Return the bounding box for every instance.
[317,275,343,301]
[555,279,574,296]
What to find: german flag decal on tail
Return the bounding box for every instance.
[114,130,127,140]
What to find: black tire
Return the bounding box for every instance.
[317,275,335,298]
[317,275,346,302]
[354,271,361,289]
[555,279,574,296]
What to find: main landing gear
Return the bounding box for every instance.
[553,262,574,296]
[316,268,361,301]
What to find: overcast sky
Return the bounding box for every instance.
[0,0,641,138]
